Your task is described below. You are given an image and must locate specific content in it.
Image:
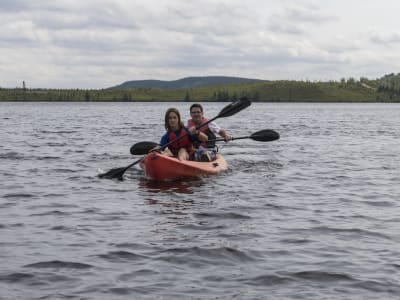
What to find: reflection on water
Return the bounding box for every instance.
[144,197,195,220]
[139,180,203,225]
[137,177,206,194]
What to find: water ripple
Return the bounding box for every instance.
[158,246,257,266]
[2,102,400,299]
[0,152,25,159]
[290,270,354,282]
[0,272,35,283]
[241,274,293,286]
[194,211,251,220]
[97,250,147,262]
[3,193,36,199]
[24,260,93,269]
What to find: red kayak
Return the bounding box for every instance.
[139,152,228,181]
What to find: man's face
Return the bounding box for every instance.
[190,108,203,124]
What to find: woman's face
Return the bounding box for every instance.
[168,111,179,129]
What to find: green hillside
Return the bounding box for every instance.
[109,76,264,90]
[1,74,400,102]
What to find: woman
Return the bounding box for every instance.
[155,108,208,161]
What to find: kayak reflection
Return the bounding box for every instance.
[138,178,205,194]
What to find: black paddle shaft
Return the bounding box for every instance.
[212,129,280,142]
[129,129,279,155]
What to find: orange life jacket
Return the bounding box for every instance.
[167,128,194,156]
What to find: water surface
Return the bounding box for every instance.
[1,102,399,299]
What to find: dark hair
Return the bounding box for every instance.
[164,107,184,131]
[190,103,203,113]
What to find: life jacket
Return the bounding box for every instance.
[188,118,216,148]
[167,127,194,156]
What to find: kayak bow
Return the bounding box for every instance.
[140,152,228,181]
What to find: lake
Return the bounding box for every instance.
[1,101,399,299]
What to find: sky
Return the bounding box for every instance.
[1,0,400,89]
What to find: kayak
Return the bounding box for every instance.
[139,151,228,181]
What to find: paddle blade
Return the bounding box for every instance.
[250,129,280,142]
[217,97,251,118]
[98,167,126,180]
[130,141,158,155]
[98,157,143,180]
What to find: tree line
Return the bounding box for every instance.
[1,74,400,102]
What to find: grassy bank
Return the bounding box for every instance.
[1,76,400,102]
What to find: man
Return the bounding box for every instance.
[187,103,232,162]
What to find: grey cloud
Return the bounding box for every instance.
[285,7,336,24]
[33,12,138,31]
[0,0,73,13]
[267,4,337,35]
[0,0,34,12]
[267,22,304,35]
[152,2,252,36]
[370,32,400,45]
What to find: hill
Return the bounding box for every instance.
[109,76,265,90]
[2,73,400,102]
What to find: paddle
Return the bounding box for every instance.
[99,97,251,180]
[129,129,279,155]
[130,141,159,155]
[212,129,280,143]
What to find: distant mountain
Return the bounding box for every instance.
[108,76,265,90]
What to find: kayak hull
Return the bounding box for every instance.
[140,152,228,181]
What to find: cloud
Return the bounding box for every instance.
[370,32,400,45]
[266,3,337,35]
[1,0,400,88]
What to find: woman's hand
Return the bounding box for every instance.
[149,145,161,153]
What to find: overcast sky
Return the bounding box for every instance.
[1,0,400,89]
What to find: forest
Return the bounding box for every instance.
[1,73,400,102]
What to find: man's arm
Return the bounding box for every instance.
[209,121,231,142]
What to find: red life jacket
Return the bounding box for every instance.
[188,118,210,133]
[187,118,216,148]
[167,127,194,156]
